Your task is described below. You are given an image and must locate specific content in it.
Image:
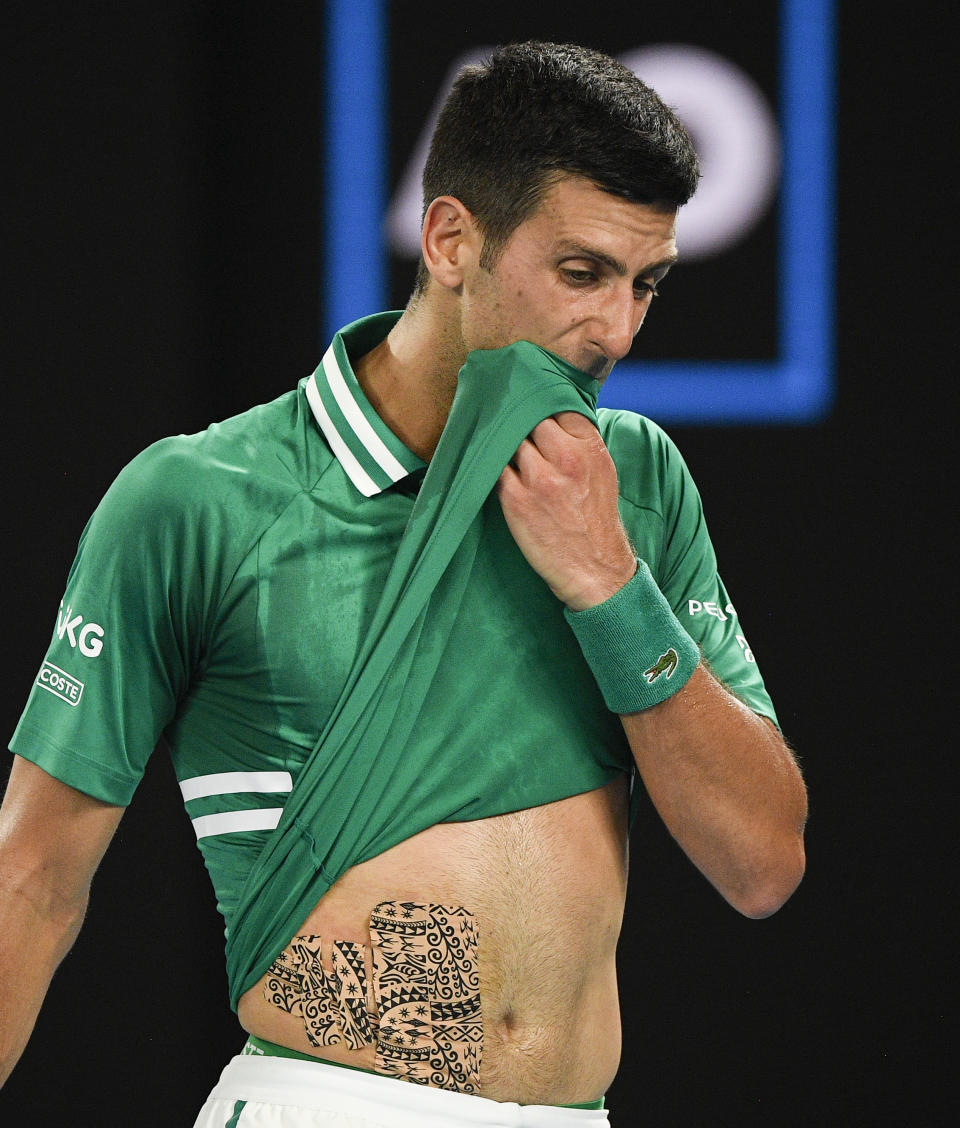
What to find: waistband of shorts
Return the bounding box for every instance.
[243,1035,381,1077]
[242,1036,605,1111]
[216,1049,610,1126]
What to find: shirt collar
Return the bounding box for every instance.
[305,312,426,497]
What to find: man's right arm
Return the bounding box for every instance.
[0,755,124,1087]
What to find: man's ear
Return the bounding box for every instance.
[420,196,479,290]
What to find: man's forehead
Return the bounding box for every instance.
[523,177,678,257]
[531,176,675,225]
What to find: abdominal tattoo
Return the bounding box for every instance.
[263,902,482,1093]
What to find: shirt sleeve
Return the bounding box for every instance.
[602,409,779,728]
[9,438,213,804]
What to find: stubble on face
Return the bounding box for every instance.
[457,177,678,384]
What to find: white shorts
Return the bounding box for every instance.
[193,1053,610,1128]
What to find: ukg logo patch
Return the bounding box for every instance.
[56,601,105,658]
[37,662,85,706]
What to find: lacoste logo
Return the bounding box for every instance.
[37,661,85,706]
[643,648,679,684]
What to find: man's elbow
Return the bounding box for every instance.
[731,835,806,920]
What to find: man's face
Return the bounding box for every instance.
[459,176,679,382]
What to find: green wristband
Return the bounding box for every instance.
[563,560,700,714]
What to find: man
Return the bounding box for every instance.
[0,41,807,1126]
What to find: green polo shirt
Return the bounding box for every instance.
[9,311,776,939]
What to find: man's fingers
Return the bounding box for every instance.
[496,461,527,504]
[550,411,600,438]
[525,412,599,455]
[506,435,542,477]
[507,413,604,482]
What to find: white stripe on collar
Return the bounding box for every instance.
[305,370,381,497]
[320,346,410,482]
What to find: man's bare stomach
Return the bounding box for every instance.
[238,775,629,1106]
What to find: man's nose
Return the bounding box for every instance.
[594,288,647,362]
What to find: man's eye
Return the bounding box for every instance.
[635,280,660,299]
[563,269,596,284]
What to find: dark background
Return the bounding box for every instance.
[1,3,952,1124]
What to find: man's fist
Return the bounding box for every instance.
[496,412,636,611]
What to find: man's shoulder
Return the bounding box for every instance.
[597,405,672,450]
[597,407,693,511]
[113,383,327,511]
[85,383,333,565]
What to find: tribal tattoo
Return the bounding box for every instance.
[263,935,374,1050]
[262,901,482,1093]
[371,901,482,1092]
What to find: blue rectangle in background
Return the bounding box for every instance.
[324,0,834,424]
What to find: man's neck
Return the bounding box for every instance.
[353,295,465,462]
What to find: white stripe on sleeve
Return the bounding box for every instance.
[190,808,285,840]
[179,771,293,802]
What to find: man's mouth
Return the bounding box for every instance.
[583,354,613,381]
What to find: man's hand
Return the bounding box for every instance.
[496,412,636,610]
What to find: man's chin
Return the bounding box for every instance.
[582,355,614,382]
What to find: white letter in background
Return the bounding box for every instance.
[387,44,780,264]
[618,45,781,260]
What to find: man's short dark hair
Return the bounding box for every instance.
[413,40,700,294]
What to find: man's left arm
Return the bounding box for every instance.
[497,412,807,919]
[618,667,806,918]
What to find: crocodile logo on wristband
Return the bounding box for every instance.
[643,648,679,684]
